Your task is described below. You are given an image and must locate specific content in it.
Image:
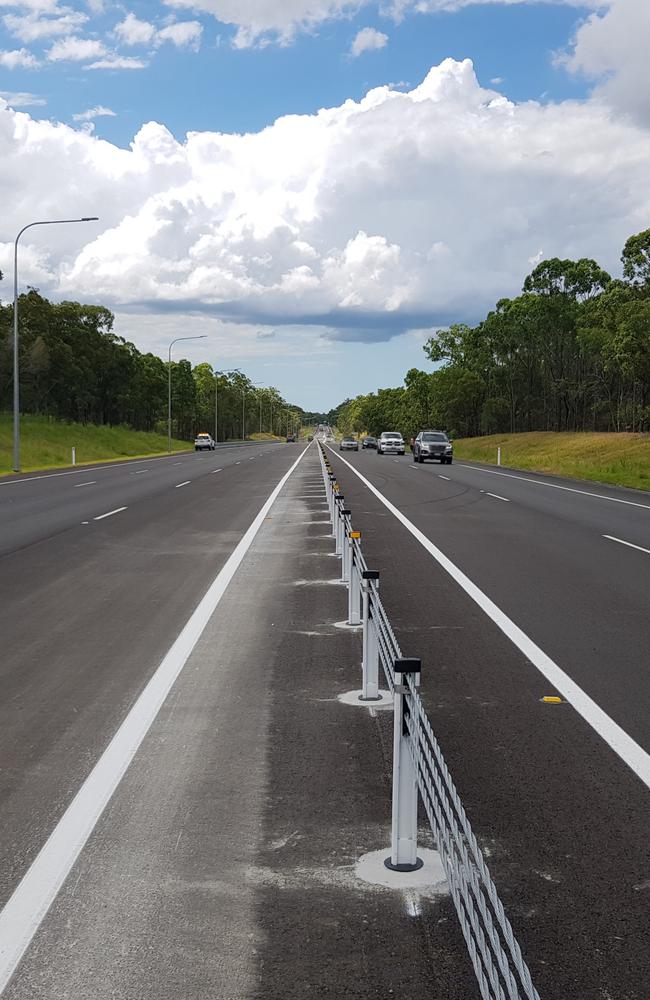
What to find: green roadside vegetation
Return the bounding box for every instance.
[453,431,650,491]
[0,413,190,475]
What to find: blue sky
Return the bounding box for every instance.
[1,1,647,412]
[2,2,593,145]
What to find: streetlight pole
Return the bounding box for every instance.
[214,368,240,444]
[12,216,99,472]
[168,335,207,453]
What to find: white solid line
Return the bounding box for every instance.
[0,443,311,994]
[457,464,650,511]
[0,454,191,487]
[93,507,127,521]
[329,446,650,791]
[439,475,450,481]
[486,492,510,502]
[73,481,96,488]
[175,481,191,488]
[603,535,650,556]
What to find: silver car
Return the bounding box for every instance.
[413,430,453,464]
[340,436,359,451]
[377,432,405,455]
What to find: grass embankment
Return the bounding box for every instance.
[0,414,191,475]
[454,432,650,491]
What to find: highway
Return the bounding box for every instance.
[325,444,650,999]
[0,439,648,999]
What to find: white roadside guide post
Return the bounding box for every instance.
[497,446,502,466]
[71,447,76,467]
[386,657,423,872]
[347,530,361,626]
[359,570,381,701]
[340,508,351,583]
[335,495,345,554]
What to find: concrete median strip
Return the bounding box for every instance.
[0,445,310,995]
[329,446,650,792]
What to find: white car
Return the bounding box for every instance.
[194,433,216,451]
[377,432,405,455]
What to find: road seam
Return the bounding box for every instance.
[328,446,650,791]
[0,444,311,994]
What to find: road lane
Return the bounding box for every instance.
[0,442,283,558]
[327,446,650,753]
[0,442,306,914]
[324,444,650,999]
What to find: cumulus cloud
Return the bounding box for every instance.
[560,0,650,126]
[3,7,88,42]
[350,26,387,57]
[0,89,46,106]
[72,104,116,121]
[114,11,203,50]
[114,12,157,46]
[0,46,39,67]
[46,35,105,60]
[84,54,147,69]
[1,58,649,346]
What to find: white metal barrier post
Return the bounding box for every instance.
[359,570,381,701]
[335,496,345,554]
[386,658,423,872]
[347,532,361,625]
[340,510,351,582]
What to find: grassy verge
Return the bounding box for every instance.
[0,414,191,475]
[453,431,650,491]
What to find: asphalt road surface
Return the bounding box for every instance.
[325,444,650,999]
[1,440,648,999]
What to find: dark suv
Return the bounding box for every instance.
[413,431,453,464]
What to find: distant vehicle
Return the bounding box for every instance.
[362,436,377,449]
[413,430,453,464]
[377,432,405,455]
[286,433,297,442]
[340,436,359,451]
[195,433,216,451]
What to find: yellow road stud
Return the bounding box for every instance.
[350,531,361,539]
[541,696,563,703]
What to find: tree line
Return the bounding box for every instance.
[330,229,650,440]
[0,289,304,441]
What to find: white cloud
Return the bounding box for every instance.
[47,35,105,60]
[114,11,203,50]
[561,0,650,126]
[1,58,649,349]
[3,8,88,42]
[114,12,157,46]
[84,54,147,69]
[350,26,387,57]
[0,46,40,67]
[0,89,46,106]
[72,104,116,121]
[156,20,202,48]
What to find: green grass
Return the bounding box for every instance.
[0,414,191,475]
[454,432,650,491]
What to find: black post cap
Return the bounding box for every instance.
[394,657,421,674]
[341,508,351,515]
[362,570,380,580]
